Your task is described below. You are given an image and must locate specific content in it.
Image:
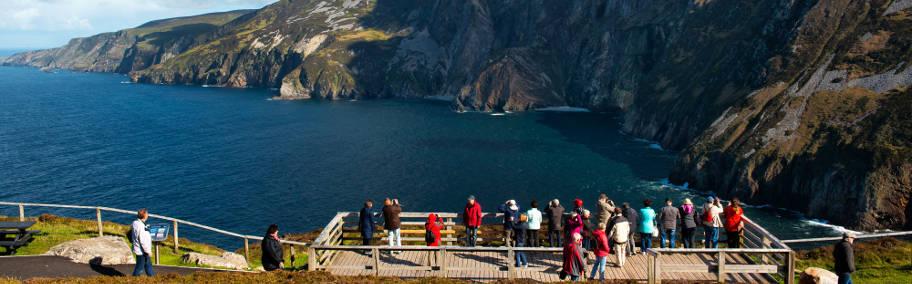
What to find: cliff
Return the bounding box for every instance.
[3,0,910,230]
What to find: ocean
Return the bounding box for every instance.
[0,66,846,249]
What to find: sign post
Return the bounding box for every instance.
[148,224,171,265]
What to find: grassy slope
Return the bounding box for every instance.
[795,238,912,284]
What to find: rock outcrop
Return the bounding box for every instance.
[45,236,134,265]
[181,252,248,270]
[799,267,839,284]
[3,0,911,230]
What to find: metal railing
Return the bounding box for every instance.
[0,201,308,268]
[782,231,912,244]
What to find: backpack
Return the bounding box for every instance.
[703,208,714,224]
[126,227,134,244]
[425,228,435,244]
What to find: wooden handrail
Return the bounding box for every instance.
[782,231,912,244]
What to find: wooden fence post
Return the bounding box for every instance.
[717,251,726,283]
[439,248,447,278]
[18,204,24,222]
[173,220,179,252]
[655,253,662,284]
[96,207,103,237]
[507,248,515,279]
[289,244,296,269]
[786,251,796,284]
[647,252,656,284]
[307,247,317,271]
[243,238,250,262]
[372,248,380,276]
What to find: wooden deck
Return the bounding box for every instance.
[325,249,776,283]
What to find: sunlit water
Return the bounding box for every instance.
[0,67,846,249]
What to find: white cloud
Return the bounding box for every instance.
[0,0,277,48]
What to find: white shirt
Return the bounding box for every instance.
[526,208,543,230]
[131,219,152,255]
[710,205,724,228]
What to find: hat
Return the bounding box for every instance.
[683,198,693,205]
[843,232,856,239]
[706,196,715,203]
[467,195,476,201]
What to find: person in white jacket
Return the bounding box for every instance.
[607,208,631,267]
[131,209,154,276]
[526,200,543,247]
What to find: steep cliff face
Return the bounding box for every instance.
[671,0,912,230]
[3,0,911,229]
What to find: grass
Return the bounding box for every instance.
[795,238,912,284]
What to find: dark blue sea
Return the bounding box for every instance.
[0,66,846,249]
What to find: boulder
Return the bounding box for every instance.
[45,236,134,265]
[800,267,839,284]
[181,252,248,270]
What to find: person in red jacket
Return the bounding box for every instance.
[463,195,483,246]
[588,223,610,280]
[723,198,744,248]
[425,213,443,267]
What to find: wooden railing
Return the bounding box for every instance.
[0,201,308,268]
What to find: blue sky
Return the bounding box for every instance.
[0,0,277,50]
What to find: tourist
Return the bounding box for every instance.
[834,232,856,284]
[657,198,680,248]
[595,193,615,230]
[497,200,520,247]
[565,211,584,240]
[573,198,586,216]
[607,208,630,267]
[622,202,639,254]
[560,233,588,282]
[581,209,594,250]
[130,209,154,276]
[679,198,698,248]
[702,197,723,248]
[359,200,377,246]
[382,198,402,253]
[463,195,483,247]
[526,200,543,247]
[589,223,610,281]
[724,198,745,248]
[261,224,284,271]
[425,213,443,267]
[638,199,657,254]
[514,213,529,267]
[545,199,565,247]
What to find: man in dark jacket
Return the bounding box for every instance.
[261,224,284,271]
[545,199,565,247]
[359,200,376,246]
[382,198,402,252]
[657,198,681,248]
[498,200,520,247]
[622,202,639,254]
[833,232,856,284]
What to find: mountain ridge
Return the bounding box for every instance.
[3,0,910,230]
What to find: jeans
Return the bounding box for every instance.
[528,230,540,247]
[628,232,637,254]
[387,229,401,247]
[362,236,372,246]
[660,228,677,248]
[514,251,527,267]
[589,256,607,280]
[704,227,719,248]
[838,272,853,284]
[549,230,562,247]
[727,231,742,248]
[681,227,696,248]
[132,253,154,276]
[466,227,478,246]
[639,233,652,252]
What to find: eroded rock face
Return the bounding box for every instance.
[181,252,248,270]
[4,0,911,230]
[45,236,134,265]
[800,267,839,284]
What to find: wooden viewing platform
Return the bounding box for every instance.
[309,212,796,283]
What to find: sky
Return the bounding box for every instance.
[0,0,278,50]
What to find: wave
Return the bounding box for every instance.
[489,113,506,116]
[802,218,864,235]
[535,106,590,112]
[648,143,664,151]
[119,81,133,84]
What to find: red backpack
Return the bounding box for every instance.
[703,208,714,224]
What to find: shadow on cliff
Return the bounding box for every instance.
[534,111,678,181]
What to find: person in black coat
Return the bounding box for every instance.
[359,200,377,246]
[622,203,639,254]
[261,224,284,271]
[833,232,856,284]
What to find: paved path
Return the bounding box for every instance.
[0,255,231,279]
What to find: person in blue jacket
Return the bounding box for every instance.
[498,200,520,247]
[638,199,657,254]
[359,200,377,248]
